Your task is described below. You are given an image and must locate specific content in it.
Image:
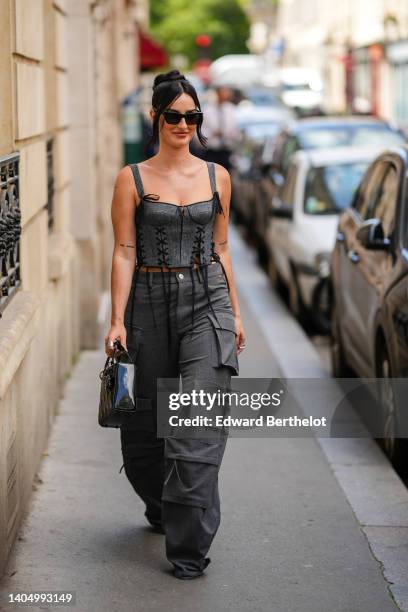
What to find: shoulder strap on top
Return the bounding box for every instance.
[128,163,144,199]
[207,161,217,194]
[207,161,225,217]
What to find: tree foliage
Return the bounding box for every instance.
[150,0,250,66]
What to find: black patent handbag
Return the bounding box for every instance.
[98,339,144,428]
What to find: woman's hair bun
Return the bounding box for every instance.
[153,70,186,89]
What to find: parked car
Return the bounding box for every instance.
[278,67,324,115]
[330,146,408,472]
[238,85,283,108]
[266,146,383,331]
[270,116,406,184]
[254,116,407,260]
[231,106,293,225]
[209,54,279,89]
[234,105,294,141]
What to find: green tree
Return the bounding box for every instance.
[150,0,250,66]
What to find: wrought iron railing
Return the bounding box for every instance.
[46,137,55,230]
[0,153,21,318]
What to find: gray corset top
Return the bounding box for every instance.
[128,161,225,268]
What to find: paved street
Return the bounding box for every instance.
[0,225,405,612]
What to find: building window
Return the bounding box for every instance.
[46,137,55,231]
[0,153,21,318]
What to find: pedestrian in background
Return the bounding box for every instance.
[201,85,241,171]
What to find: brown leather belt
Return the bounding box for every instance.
[137,261,217,273]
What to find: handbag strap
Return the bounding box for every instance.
[99,341,132,379]
[113,340,131,362]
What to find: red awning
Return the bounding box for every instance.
[139,30,168,70]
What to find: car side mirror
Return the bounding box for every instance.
[356,218,391,250]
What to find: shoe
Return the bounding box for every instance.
[172,557,211,580]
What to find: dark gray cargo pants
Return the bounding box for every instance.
[119,261,239,578]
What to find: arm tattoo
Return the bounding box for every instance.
[119,243,135,248]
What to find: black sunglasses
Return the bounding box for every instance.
[162,109,203,125]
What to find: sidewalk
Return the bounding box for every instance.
[0,226,402,612]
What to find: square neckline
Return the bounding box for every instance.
[135,160,216,209]
[142,195,215,208]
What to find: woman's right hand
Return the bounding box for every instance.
[104,322,127,357]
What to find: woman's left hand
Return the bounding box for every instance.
[234,315,246,355]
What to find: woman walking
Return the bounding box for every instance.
[105,70,246,580]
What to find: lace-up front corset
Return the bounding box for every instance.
[130,161,223,268]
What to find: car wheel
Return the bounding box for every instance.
[330,299,353,378]
[288,269,300,316]
[288,264,309,327]
[377,346,408,476]
[267,253,284,292]
[311,278,331,335]
[257,241,269,268]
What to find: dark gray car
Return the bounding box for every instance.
[330,146,408,473]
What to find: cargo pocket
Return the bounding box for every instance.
[207,311,239,376]
[165,436,226,464]
[161,457,218,508]
[161,437,226,508]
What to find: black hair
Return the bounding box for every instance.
[146,69,208,151]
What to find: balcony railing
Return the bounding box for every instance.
[0,153,21,319]
[46,137,55,231]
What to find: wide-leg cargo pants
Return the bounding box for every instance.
[119,261,239,578]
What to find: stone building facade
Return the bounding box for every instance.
[274,0,408,122]
[0,0,145,575]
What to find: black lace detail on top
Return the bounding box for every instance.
[136,224,147,264]
[190,226,206,265]
[155,226,170,266]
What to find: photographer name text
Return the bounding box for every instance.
[168,415,327,428]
